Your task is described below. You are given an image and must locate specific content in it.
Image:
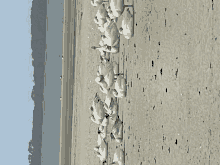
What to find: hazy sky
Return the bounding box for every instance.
[0,0,34,164]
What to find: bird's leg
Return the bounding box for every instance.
[123,4,134,8]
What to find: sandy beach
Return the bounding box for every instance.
[60,0,220,164]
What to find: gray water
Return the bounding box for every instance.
[41,1,63,165]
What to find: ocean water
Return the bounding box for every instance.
[41,1,63,165]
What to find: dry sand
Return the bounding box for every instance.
[60,0,220,165]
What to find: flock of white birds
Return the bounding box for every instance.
[90,0,134,164]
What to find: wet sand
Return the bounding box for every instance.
[59,0,75,165]
[60,0,220,165]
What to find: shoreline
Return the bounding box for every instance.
[59,0,76,165]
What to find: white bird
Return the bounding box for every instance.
[104,103,118,123]
[103,70,115,88]
[91,95,105,120]
[94,4,108,28]
[110,148,125,165]
[90,94,109,126]
[108,0,123,19]
[102,20,120,47]
[102,116,109,126]
[91,115,103,125]
[100,51,110,63]
[96,62,117,90]
[97,3,108,18]
[99,85,110,95]
[94,17,120,47]
[112,75,126,98]
[99,39,119,53]
[94,139,108,162]
[95,16,111,33]
[98,61,119,78]
[119,7,134,39]
[96,61,120,91]
[106,0,133,20]
[94,40,114,58]
[111,117,123,143]
[103,92,118,122]
[94,17,107,29]
[98,125,107,140]
[95,75,115,98]
[97,134,103,146]
[106,6,116,21]
[91,44,119,54]
[103,89,116,108]
[95,75,110,95]
[91,112,109,126]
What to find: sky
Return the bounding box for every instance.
[0,0,34,164]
